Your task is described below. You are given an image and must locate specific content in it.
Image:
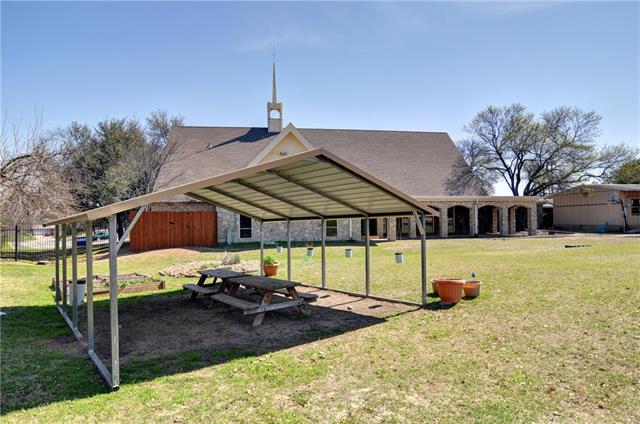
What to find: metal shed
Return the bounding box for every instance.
[45,148,431,389]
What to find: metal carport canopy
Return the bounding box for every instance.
[46,148,432,391]
[45,148,430,225]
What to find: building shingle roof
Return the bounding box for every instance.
[155,126,469,197]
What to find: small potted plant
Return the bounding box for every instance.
[395,252,404,264]
[345,247,353,258]
[263,256,279,276]
[305,241,314,257]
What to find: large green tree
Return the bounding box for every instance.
[452,104,637,196]
[610,158,640,184]
[59,110,184,231]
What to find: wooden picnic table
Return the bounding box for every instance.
[183,268,248,300]
[215,275,316,327]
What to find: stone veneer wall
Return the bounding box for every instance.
[216,208,363,244]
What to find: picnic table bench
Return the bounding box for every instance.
[183,268,248,299]
[217,275,317,327]
[184,269,318,326]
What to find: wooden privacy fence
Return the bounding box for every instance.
[128,211,217,252]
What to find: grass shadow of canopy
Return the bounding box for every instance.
[1,288,417,414]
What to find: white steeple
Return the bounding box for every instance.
[267,52,283,133]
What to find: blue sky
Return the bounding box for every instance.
[2,2,638,158]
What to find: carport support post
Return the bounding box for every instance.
[108,214,120,388]
[321,218,326,289]
[62,224,67,310]
[365,217,371,296]
[473,202,479,237]
[86,220,94,351]
[286,219,291,282]
[54,225,60,306]
[420,213,428,307]
[71,223,78,330]
[259,221,264,277]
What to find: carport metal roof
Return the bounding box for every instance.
[46,148,430,225]
[49,148,430,392]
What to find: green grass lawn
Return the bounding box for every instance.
[1,235,639,423]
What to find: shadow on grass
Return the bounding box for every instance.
[1,287,419,415]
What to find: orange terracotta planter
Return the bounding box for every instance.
[463,281,481,298]
[263,263,279,277]
[434,279,464,304]
[431,279,439,296]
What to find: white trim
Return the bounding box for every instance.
[249,123,315,166]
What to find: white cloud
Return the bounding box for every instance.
[237,29,329,52]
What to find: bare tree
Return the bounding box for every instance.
[126,110,185,198]
[446,139,498,195]
[0,114,74,226]
[460,104,638,196]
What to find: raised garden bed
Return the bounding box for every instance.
[68,273,165,297]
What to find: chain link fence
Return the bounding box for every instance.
[0,225,112,262]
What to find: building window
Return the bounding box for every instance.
[239,215,252,239]
[325,220,338,237]
[632,199,640,216]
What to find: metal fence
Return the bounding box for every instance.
[0,225,112,262]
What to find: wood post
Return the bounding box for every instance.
[108,214,120,388]
[365,217,370,296]
[86,220,94,352]
[321,218,326,289]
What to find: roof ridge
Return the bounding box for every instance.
[299,127,449,135]
[174,125,450,135]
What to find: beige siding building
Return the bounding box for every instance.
[551,184,640,232]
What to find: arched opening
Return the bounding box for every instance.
[478,205,500,234]
[509,206,529,233]
[269,109,281,119]
[447,205,471,235]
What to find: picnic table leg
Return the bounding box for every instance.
[287,287,310,316]
[252,291,273,327]
[191,274,208,300]
[228,282,240,297]
[217,279,229,293]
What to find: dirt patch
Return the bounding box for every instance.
[50,288,416,363]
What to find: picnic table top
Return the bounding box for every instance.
[227,275,300,291]
[198,268,248,279]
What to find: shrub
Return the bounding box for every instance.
[263,256,277,265]
[221,253,241,265]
